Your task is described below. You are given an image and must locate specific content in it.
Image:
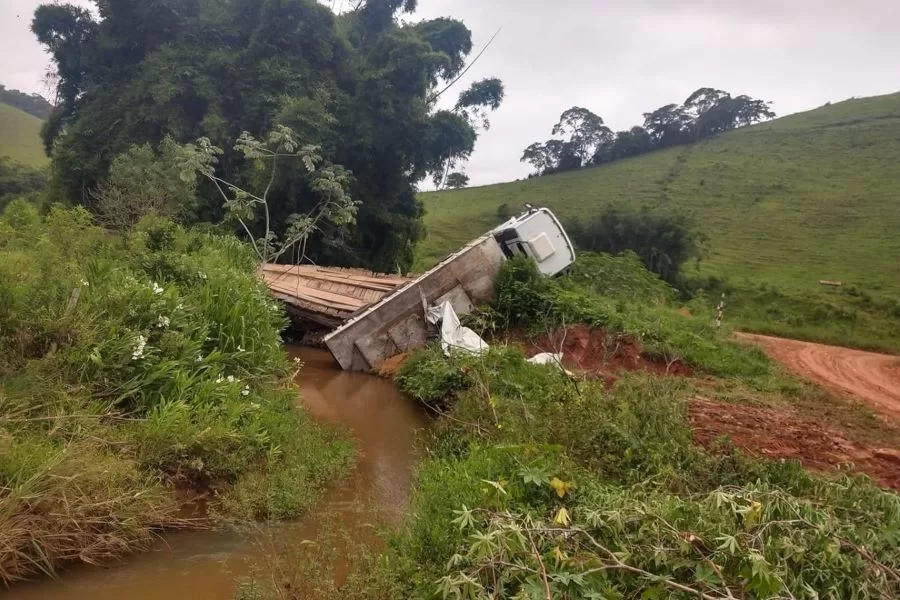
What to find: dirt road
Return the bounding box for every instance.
[740,333,900,422]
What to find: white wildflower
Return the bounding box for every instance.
[131,335,147,360]
[241,385,250,397]
[197,272,207,280]
[226,375,237,383]
[215,375,224,384]
[157,315,170,328]
[151,282,164,295]
[176,303,184,311]
[196,353,203,363]
[80,279,89,287]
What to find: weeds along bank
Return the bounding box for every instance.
[0,201,352,584]
[386,257,900,599]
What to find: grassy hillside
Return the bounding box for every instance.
[418,93,900,297]
[0,102,48,168]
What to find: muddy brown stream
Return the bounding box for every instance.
[11,347,426,599]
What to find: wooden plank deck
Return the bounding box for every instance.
[261,264,412,327]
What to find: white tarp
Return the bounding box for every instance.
[425,301,489,356]
[526,352,564,366]
[424,303,572,377]
[527,352,575,376]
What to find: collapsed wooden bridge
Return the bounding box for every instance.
[261,264,411,328]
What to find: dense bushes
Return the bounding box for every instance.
[386,257,899,599]
[566,206,705,285]
[391,349,899,599]
[0,203,351,583]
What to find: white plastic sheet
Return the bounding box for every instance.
[425,301,489,356]
[424,303,572,377]
[527,352,574,376]
[526,352,564,366]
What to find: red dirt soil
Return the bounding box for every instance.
[375,327,900,488]
[739,333,900,423]
[520,325,691,380]
[690,396,900,490]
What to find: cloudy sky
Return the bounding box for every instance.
[3,0,899,185]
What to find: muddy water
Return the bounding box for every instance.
[12,347,426,599]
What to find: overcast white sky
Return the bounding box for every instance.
[3,0,899,185]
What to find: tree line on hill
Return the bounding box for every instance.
[31,0,504,272]
[0,85,54,120]
[521,88,775,176]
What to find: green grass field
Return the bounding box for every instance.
[416,93,900,351]
[0,102,48,168]
[417,93,900,294]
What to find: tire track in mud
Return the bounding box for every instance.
[739,333,900,423]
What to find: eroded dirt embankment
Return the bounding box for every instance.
[522,326,900,489]
[383,327,900,489]
[690,397,900,490]
[739,333,900,423]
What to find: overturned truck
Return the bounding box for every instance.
[322,208,575,371]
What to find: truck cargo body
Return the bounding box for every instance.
[323,208,574,371]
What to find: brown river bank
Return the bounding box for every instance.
[10,347,426,599]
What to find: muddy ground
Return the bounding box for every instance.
[382,326,900,490]
[518,326,900,490]
[738,333,900,423]
[690,396,900,490]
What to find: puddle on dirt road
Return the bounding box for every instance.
[11,347,426,600]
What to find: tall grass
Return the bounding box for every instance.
[0,202,352,584]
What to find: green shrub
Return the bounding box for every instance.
[565,206,705,285]
[568,251,676,305]
[433,477,899,599]
[0,158,47,211]
[0,205,351,583]
[395,345,470,405]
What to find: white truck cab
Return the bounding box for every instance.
[492,207,576,276]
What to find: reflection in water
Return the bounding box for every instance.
[11,347,425,600]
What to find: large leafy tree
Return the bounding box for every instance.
[592,126,653,164]
[642,103,693,148]
[520,107,608,175]
[551,107,612,164]
[444,172,469,189]
[684,87,775,140]
[33,0,503,271]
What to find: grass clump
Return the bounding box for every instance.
[385,256,899,599]
[0,202,352,583]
